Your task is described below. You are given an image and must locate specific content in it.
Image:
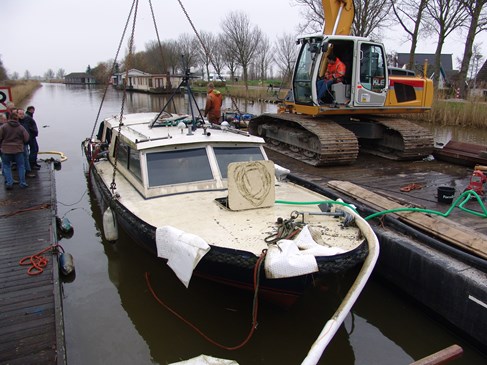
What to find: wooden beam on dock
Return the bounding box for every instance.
[409,344,463,365]
[328,180,487,260]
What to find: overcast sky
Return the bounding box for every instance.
[2,0,483,77]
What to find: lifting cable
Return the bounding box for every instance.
[89,0,137,141]
[145,249,267,350]
[110,0,139,194]
[176,0,243,117]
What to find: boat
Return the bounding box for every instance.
[433,140,487,167]
[82,110,378,306]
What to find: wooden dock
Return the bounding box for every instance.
[0,164,66,365]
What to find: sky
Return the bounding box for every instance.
[2,0,485,77]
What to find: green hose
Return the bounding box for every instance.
[275,190,487,221]
[274,199,358,213]
[364,190,487,220]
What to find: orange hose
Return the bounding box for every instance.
[145,249,267,350]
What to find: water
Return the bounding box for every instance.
[23,83,487,364]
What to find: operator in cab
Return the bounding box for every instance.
[317,54,346,104]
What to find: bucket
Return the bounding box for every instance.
[437,186,455,204]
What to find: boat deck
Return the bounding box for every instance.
[0,164,65,365]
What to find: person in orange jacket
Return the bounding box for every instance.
[317,54,346,103]
[204,83,223,124]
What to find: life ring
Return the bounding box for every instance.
[38,151,68,162]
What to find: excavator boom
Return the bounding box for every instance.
[323,0,354,35]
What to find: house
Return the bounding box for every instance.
[64,72,96,84]
[112,69,182,93]
[395,53,453,89]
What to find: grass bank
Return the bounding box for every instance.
[406,98,487,128]
[1,80,42,107]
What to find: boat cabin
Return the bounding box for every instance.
[97,113,269,199]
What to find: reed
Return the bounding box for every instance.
[400,98,487,128]
[1,80,42,107]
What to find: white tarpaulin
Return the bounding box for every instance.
[264,225,346,279]
[169,355,239,365]
[156,226,211,287]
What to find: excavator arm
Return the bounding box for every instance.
[322,0,354,35]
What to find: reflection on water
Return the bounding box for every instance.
[24,83,487,364]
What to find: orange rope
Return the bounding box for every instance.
[0,203,51,218]
[145,250,267,350]
[19,244,62,276]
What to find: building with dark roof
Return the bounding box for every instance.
[64,72,96,84]
[395,53,454,89]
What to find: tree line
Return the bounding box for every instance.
[2,0,486,99]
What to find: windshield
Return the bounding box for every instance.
[146,148,212,186]
[214,147,265,178]
[293,39,320,104]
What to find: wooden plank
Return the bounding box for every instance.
[410,344,463,365]
[328,180,487,259]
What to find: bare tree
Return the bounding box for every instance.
[220,11,263,96]
[274,33,299,85]
[255,34,274,81]
[176,33,200,74]
[44,69,55,80]
[23,70,31,80]
[211,38,227,81]
[353,0,392,37]
[144,40,173,74]
[195,31,217,81]
[292,0,324,34]
[469,44,484,87]
[425,0,468,87]
[291,0,392,38]
[457,0,487,98]
[0,56,7,81]
[391,0,429,69]
[220,36,240,81]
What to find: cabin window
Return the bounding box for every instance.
[359,44,386,92]
[146,148,212,186]
[114,137,142,181]
[214,147,265,178]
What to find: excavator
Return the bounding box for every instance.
[248,0,435,166]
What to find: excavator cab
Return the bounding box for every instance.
[249,0,434,166]
[291,35,388,108]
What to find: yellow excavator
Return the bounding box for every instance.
[248,0,434,166]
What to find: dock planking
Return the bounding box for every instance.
[0,164,65,365]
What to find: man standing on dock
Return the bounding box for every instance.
[204,83,223,125]
[0,110,30,189]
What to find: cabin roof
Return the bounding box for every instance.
[105,113,264,150]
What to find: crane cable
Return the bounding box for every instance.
[89,0,137,141]
[110,0,139,194]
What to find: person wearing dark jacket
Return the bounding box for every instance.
[17,109,36,177]
[0,110,30,189]
[26,106,40,169]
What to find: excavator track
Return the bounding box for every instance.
[353,117,434,160]
[249,113,359,166]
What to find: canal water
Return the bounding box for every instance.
[23,83,486,364]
